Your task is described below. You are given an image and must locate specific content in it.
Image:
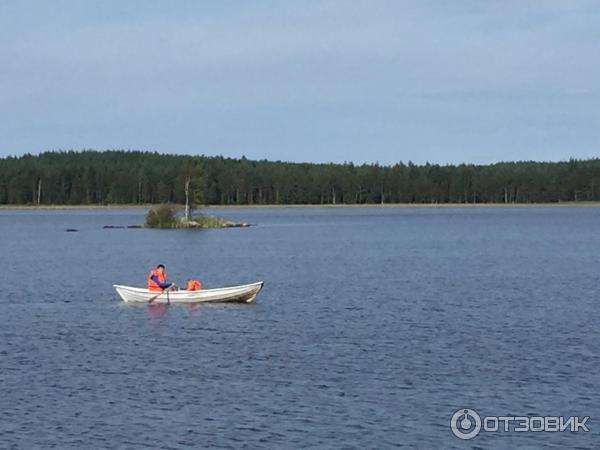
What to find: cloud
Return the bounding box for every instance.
[1,0,599,163]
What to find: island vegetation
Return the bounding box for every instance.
[144,204,249,229]
[2,150,600,206]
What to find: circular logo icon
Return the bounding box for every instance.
[450,408,482,440]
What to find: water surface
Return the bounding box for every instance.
[1,207,599,448]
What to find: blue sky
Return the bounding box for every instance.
[1,0,599,164]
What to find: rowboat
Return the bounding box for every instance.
[114,281,264,304]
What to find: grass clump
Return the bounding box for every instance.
[173,214,228,228]
[191,215,227,228]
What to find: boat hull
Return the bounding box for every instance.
[114,281,264,304]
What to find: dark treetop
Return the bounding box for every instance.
[1,150,599,205]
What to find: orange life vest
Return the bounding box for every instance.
[187,279,201,291]
[148,269,167,291]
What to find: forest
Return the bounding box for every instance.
[0,150,599,205]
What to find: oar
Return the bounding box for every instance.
[148,284,176,304]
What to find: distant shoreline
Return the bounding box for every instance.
[3,202,600,210]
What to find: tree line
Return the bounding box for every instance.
[0,150,599,205]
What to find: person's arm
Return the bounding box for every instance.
[151,275,173,289]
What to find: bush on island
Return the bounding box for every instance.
[145,204,179,228]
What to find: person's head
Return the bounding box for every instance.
[156,264,165,274]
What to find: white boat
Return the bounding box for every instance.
[114,281,264,304]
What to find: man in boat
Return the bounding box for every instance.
[148,264,175,291]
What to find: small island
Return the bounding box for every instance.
[144,204,251,229]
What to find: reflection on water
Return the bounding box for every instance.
[147,303,202,319]
[147,303,168,318]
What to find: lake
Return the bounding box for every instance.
[1,206,599,448]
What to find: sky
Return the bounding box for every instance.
[1,0,599,164]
